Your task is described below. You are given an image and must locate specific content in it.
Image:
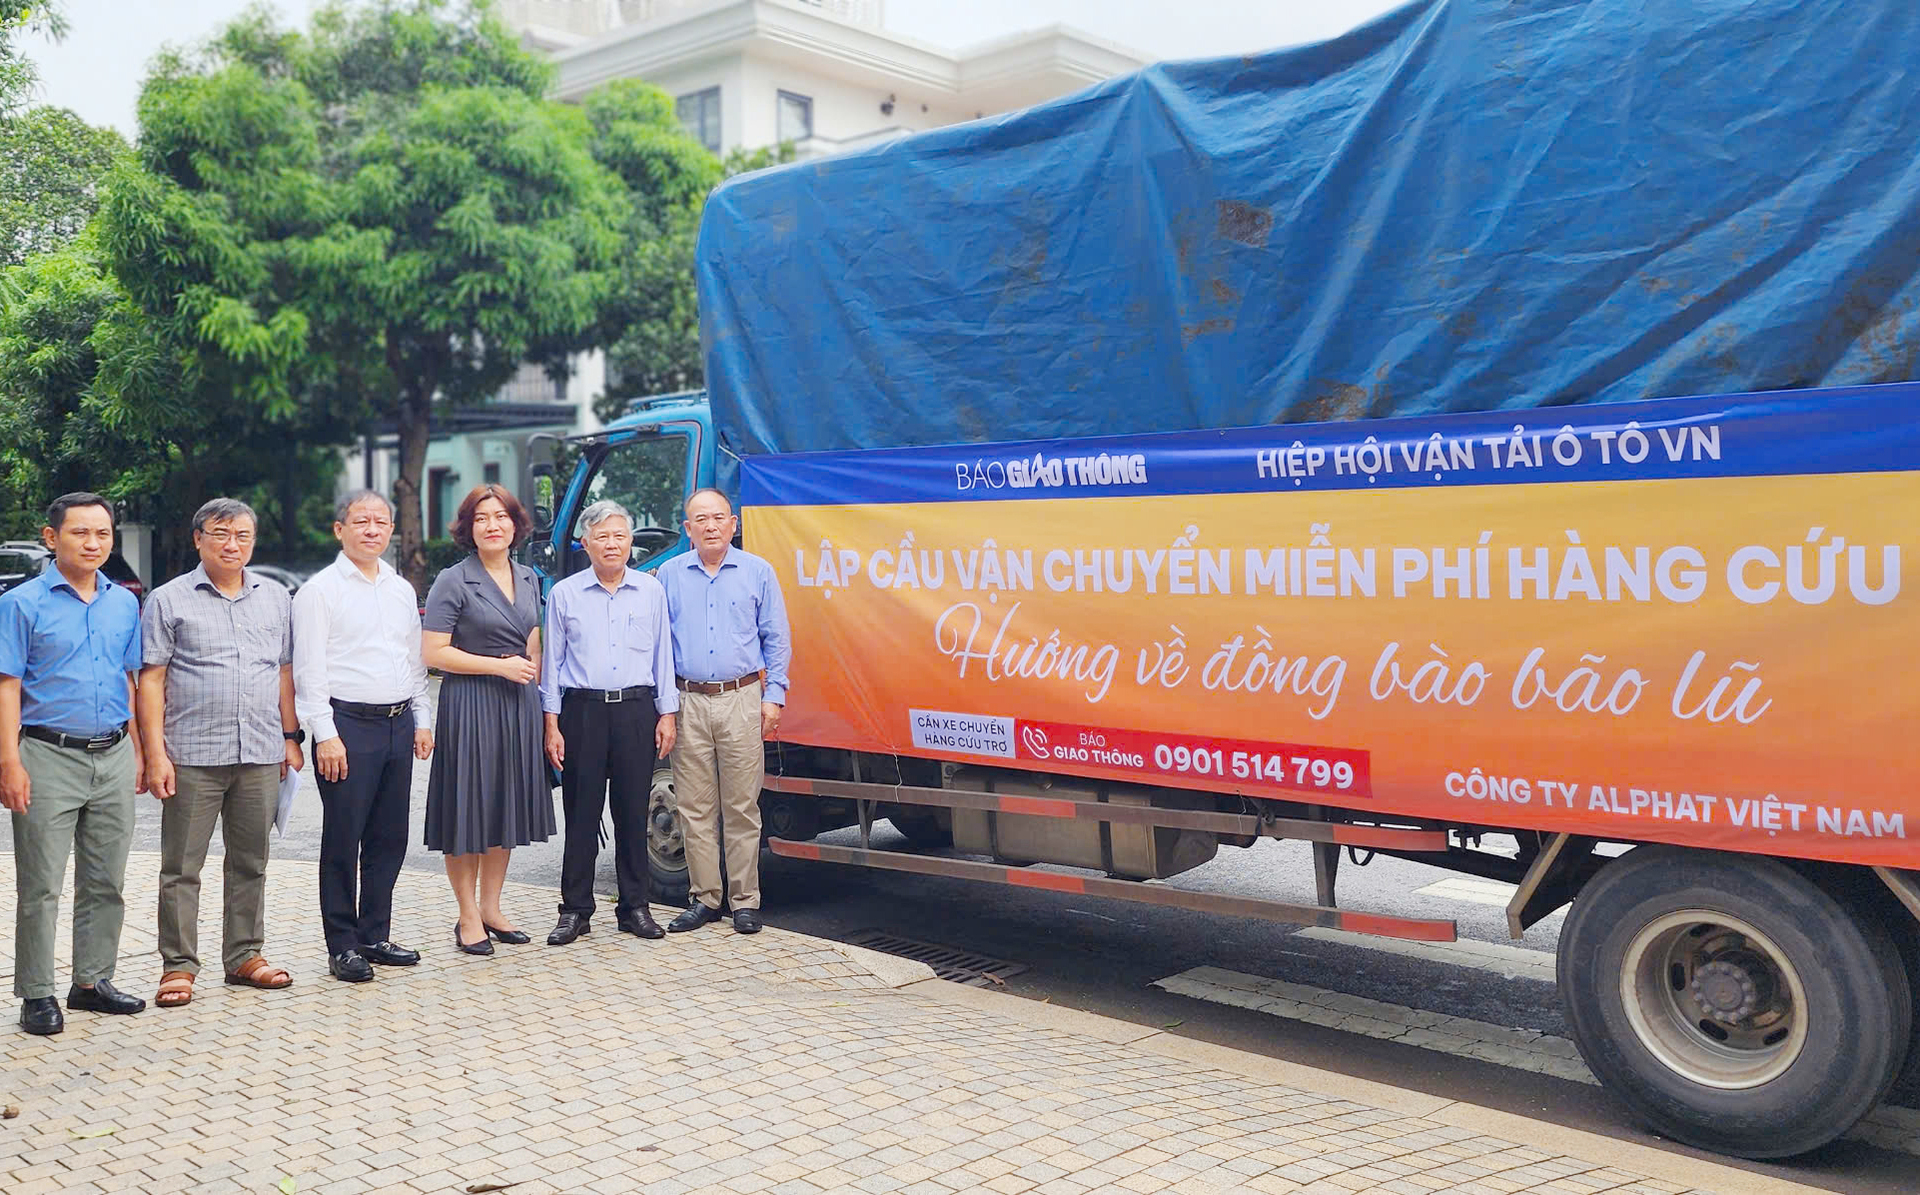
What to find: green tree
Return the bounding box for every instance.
[0,0,63,114]
[99,0,716,589]
[594,141,792,423]
[1,106,127,266]
[0,233,345,572]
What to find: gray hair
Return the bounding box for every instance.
[192,497,257,534]
[579,499,633,534]
[333,489,393,525]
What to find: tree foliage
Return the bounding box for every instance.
[91,0,720,588]
[0,0,63,115]
[0,105,126,266]
[595,141,789,422]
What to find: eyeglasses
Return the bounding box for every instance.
[345,517,393,531]
[201,529,255,545]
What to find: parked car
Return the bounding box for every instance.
[249,563,307,595]
[0,539,146,602]
[0,544,49,595]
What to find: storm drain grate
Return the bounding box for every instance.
[844,930,1028,988]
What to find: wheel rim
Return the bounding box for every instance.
[648,769,687,876]
[1620,910,1809,1090]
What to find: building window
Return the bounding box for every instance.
[483,462,501,487]
[777,90,813,143]
[428,467,455,537]
[677,87,721,153]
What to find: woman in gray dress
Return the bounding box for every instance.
[421,485,554,955]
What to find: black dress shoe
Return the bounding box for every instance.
[547,913,591,946]
[360,941,420,967]
[484,923,531,945]
[20,997,63,1035]
[454,922,494,956]
[731,908,763,935]
[616,909,665,939]
[668,902,723,933]
[329,950,374,983]
[67,979,145,1014]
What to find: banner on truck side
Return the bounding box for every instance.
[740,383,1920,868]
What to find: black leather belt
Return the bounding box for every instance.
[676,673,763,695]
[563,685,651,703]
[331,698,412,719]
[23,725,127,752]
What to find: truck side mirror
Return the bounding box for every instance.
[529,462,555,534]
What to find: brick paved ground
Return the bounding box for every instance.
[0,854,1790,1194]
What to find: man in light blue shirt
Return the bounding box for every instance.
[1,493,147,1035]
[541,499,678,946]
[658,488,790,935]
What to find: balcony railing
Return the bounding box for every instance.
[496,0,883,38]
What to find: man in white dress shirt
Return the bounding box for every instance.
[292,490,434,982]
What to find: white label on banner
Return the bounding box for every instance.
[908,709,1015,758]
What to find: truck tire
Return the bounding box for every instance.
[647,765,692,906]
[1892,913,1920,1101]
[1557,846,1909,1158]
[887,808,952,849]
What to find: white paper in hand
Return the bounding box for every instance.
[275,766,300,837]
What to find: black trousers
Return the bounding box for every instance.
[558,689,657,917]
[316,707,415,955]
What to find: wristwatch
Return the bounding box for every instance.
[284,729,306,744]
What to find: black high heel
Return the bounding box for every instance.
[484,923,531,945]
[454,922,494,956]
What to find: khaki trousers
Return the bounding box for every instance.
[10,734,136,1000]
[157,762,279,976]
[671,683,765,912]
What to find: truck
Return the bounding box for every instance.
[526,0,1920,1159]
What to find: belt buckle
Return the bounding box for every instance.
[388,702,407,718]
[85,732,116,752]
[605,688,624,703]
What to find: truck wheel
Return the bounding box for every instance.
[1893,915,1920,1100]
[1557,846,1908,1158]
[761,791,821,842]
[888,808,952,849]
[647,765,691,906]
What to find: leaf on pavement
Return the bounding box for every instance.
[277,1177,297,1194]
[465,1183,521,1193]
[1163,1020,1184,1028]
[2,1104,19,1119]
[70,1125,117,1138]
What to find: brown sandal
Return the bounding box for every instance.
[156,971,195,1008]
[223,956,293,990]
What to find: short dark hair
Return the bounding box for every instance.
[46,492,114,532]
[683,487,733,517]
[450,484,531,551]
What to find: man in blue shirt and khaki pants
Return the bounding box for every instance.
[0,493,148,1035]
[661,488,791,936]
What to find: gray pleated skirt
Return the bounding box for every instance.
[424,672,555,855]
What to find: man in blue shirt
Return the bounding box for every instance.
[0,493,147,1035]
[540,499,679,946]
[660,488,790,935]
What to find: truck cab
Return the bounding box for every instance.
[527,391,716,587]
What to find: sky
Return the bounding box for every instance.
[23,0,1409,137]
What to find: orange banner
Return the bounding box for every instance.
[747,467,1918,868]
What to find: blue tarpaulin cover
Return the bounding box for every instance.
[697,0,1920,485]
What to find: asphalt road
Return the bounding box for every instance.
[5,758,1916,1193]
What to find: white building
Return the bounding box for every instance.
[364,0,1145,540]
[507,0,1145,158]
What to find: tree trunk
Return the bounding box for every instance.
[393,382,431,595]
